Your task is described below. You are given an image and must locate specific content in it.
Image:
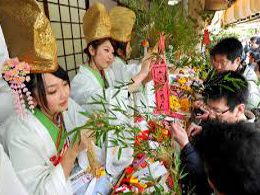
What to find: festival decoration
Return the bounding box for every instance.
[2,58,34,116]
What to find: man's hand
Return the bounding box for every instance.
[193,100,209,120]
[187,122,202,137]
[170,122,189,150]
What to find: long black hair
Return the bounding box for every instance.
[112,40,128,59]
[26,65,70,113]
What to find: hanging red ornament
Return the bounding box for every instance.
[203,29,210,45]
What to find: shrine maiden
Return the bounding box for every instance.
[70,3,152,114]
[70,3,152,181]
[0,1,110,194]
[108,7,155,111]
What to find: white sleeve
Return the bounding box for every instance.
[246,81,260,109]
[109,58,141,84]
[0,24,9,73]
[0,80,14,125]
[0,144,28,195]
[124,62,141,80]
[0,25,14,126]
[5,120,71,195]
[71,70,130,114]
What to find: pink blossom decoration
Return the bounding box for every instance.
[2,58,34,117]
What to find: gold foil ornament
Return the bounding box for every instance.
[109,6,136,43]
[83,2,111,46]
[0,0,58,73]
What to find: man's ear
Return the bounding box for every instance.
[235,56,241,65]
[88,45,95,56]
[236,104,245,117]
[208,178,224,195]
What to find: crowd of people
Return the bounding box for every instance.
[244,36,260,82]
[0,1,260,195]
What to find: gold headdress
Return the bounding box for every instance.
[109,6,136,43]
[83,2,111,46]
[0,0,58,73]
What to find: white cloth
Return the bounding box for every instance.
[70,64,134,178]
[0,25,8,73]
[109,57,153,113]
[0,143,28,195]
[0,80,14,125]
[71,65,129,114]
[243,65,258,83]
[242,66,260,109]
[0,25,14,126]
[109,57,155,112]
[0,98,103,195]
[108,57,141,84]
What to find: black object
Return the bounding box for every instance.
[194,108,205,116]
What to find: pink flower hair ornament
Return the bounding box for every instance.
[2,58,34,117]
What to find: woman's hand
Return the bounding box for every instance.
[128,55,154,93]
[76,129,95,153]
[140,54,154,77]
[61,129,95,180]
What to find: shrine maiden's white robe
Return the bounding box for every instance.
[0,25,14,126]
[0,143,28,195]
[0,98,104,195]
[108,57,141,85]
[109,57,155,112]
[70,64,129,113]
[70,64,134,178]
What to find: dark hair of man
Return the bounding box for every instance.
[83,37,114,63]
[256,37,260,45]
[257,60,260,71]
[250,36,259,43]
[196,121,260,195]
[210,37,243,63]
[26,65,70,115]
[203,71,248,111]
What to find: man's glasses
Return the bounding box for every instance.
[205,106,230,116]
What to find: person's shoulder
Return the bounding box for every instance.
[0,112,36,148]
[76,65,89,75]
[71,65,90,84]
[67,98,85,113]
[4,112,36,134]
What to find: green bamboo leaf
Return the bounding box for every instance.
[140,99,147,108]
[127,105,139,113]
[118,147,122,160]
[79,111,91,118]
[112,90,121,100]
[63,125,85,138]
[107,108,117,118]
[100,100,107,113]
[71,130,79,148]
[102,88,108,101]
[102,132,107,143]
[221,85,235,92]
[115,97,122,108]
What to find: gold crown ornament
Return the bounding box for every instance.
[83,2,112,46]
[0,0,58,73]
[109,6,136,43]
